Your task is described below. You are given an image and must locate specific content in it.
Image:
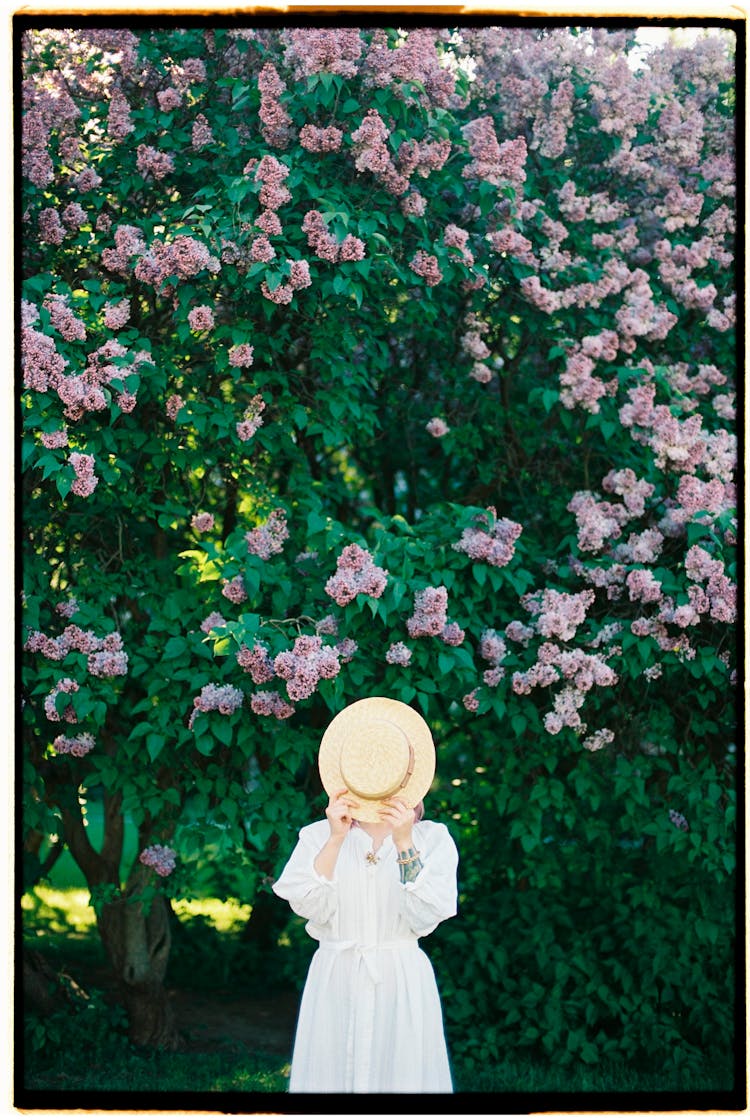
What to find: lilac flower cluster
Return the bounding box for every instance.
[188,682,244,728]
[406,586,448,638]
[386,642,412,666]
[325,544,388,606]
[236,395,265,442]
[192,114,214,150]
[228,343,254,368]
[668,809,689,831]
[53,732,95,757]
[245,509,289,560]
[43,678,79,723]
[188,305,215,331]
[104,299,131,330]
[200,611,226,634]
[274,635,341,701]
[69,451,99,498]
[136,144,174,180]
[222,576,247,604]
[302,210,365,264]
[250,690,295,720]
[139,844,177,876]
[453,509,523,569]
[480,628,507,686]
[409,251,443,287]
[257,62,293,148]
[426,417,449,438]
[521,588,595,642]
[135,235,220,289]
[191,512,215,532]
[281,27,363,80]
[237,642,275,684]
[44,294,87,341]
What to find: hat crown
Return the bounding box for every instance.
[340,717,413,800]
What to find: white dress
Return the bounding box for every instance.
[272,818,458,1093]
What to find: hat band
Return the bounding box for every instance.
[344,742,415,802]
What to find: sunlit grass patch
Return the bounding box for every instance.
[172,896,251,933]
[22,886,97,935]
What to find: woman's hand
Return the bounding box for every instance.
[325,788,359,841]
[379,797,416,849]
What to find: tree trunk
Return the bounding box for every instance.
[60,794,180,1050]
[97,869,180,1050]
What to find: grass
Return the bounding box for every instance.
[23,1045,291,1093]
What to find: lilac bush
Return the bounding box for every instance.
[20,22,736,1065]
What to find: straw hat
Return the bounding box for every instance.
[318,697,436,823]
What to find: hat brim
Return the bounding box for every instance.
[318,696,436,823]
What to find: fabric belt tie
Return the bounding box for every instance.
[317,939,418,984]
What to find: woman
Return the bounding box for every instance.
[272,696,458,1093]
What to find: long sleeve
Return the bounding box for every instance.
[398,822,458,937]
[272,820,338,931]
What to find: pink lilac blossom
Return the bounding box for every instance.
[261,280,294,305]
[88,645,129,677]
[407,586,448,638]
[669,809,689,832]
[324,544,388,606]
[189,682,244,728]
[250,690,295,719]
[480,629,507,665]
[166,394,184,421]
[38,210,65,246]
[626,570,663,604]
[409,251,442,287]
[44,678,79,723]
[453,509,523,569]
[191,512,215,532]
[55,598,78,619]
[611,529,664,564]
[188,305,215,331]
[253,155,292,210]
[441,622,465,646]
[505,620,534,646]
[522,588,595,642]
[192,114,214,150]
[258,63,294,148]
[426,417,449,438]
[157,87,182,112]
[299,124,343,152]
[139,845,177,876]
[228,344,254,368]
[237,643,275,684]
[236,395,266,442]
[73,167,102,192]
[462,689,480,713]
[386,642,412,666]
[273,635,341,701]
[40,428,69,449]
[250,235,276,263]
[69,452,98,498]
[543,686,586,735]
[103,299,131,330]
[289,259,312,290]
[254,210,282,236]
[222,575,247,604]
[643,665,663,681]
[61,203,87,230]
[316,615,339,637]
[136,144,174,180]
[200,611,227,634]
[44,294,87,341]
[583,728,614,752]
[107,89,134,139]
[245,509,289,559]
[134,235,220,288]
[53,732,95,758]
[566,491,627,553]
[101,224,146,273]
[22,300,39,327]
[282,27,363,80]
[335,638,358,663]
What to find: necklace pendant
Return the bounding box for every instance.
[366,850,379,865]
